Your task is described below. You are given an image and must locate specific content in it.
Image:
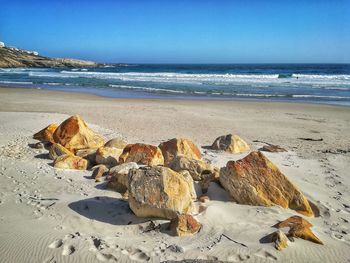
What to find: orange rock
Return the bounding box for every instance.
[53,154,88,170]
[274,216,323,245]
[159,138,202,166]
[119,143,164,166]
[53,115,105,153]
[219,151,314,217]
[33,123,58,143]
[170,214,201,237]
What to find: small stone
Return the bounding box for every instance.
[211,134,250,154]
[33,123,58,143]
[54,154,88,170]
[92,165,108,182]
[199,195,210,203]
[104,138,127,149]
[96,146,123,167]
[170,214,201,237]
[49,143,73,160]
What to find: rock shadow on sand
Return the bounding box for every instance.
[68,196,147,225]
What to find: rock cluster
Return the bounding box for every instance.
[33,118,321,244]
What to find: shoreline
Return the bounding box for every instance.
[1,83,350,107]
[1,85,350,108]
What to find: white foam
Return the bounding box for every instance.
[0,81,33,85]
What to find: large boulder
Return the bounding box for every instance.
[95,146,123,167]
[159,138,202,166]
[49,143,73,160]
[104,137,127,149]
[219,151,314,217]
[53,154,88,170]
[128,166,195,219]
[119,143,164,166]
[168,155,218,181]
[170,214,201,237]
[211,134,250,154]
[274,216,323,244]
[53,115,105,153]
[33,123,58,143]
[107,162,139,195]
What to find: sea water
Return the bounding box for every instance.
[1,64,350,105]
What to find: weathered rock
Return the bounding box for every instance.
[119,143,164,166]
[211,134,250,154]
[274,216,323,244]
[219,151,314,216]
[92,165,108,182]
[107,162,139,194]
[178,170,197,200]
[33,123,58,143]
[159,138,202,166]
[49,143,73,160]
[104,138,127,149]
[53,115,105,152]
[76,148,97,165]
[53,154,88,170]
[168,155,218,181]
[96,146,123,167]
[170,214,201,237]
[263,230,289,251]
[260,144,287,153]
[128,166,195,219]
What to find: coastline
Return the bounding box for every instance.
[0,85,349,262]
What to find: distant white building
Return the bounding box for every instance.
[0,42,4,48]
[33,51,39,56]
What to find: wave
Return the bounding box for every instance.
[0,80,33,84]
[292,95,349,99]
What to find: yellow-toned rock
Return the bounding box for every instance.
[75,148,97,165]
[159,138,202,166]
[211,134,250,154]
[33,123,58,143]
[49,143,73,160]
[53,115,105,152]
[119,143,164,166]
[107,162,139,195]
[220,151,314,216]
[274,216,323,244]
[92,164,108,182]
[96,146,123,167]
[168,155,218,181]
[128,166,195,219]
[104,138,127,149]
[170,214,201,237]
[53,154,88,170]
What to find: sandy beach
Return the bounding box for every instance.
[0,86,349,263]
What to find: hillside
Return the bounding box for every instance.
[0,46,98,68]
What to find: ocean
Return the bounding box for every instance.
[1,64,350,105]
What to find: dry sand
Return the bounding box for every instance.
[0,87,349,263]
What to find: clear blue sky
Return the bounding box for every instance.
[1,0,349,63]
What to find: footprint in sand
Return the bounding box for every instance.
[129,248,150,262]
[48,239,63,249]
[62,245,76,256]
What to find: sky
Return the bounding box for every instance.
[0,0,349,63]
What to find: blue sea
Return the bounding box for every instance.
[1,64,350,105]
